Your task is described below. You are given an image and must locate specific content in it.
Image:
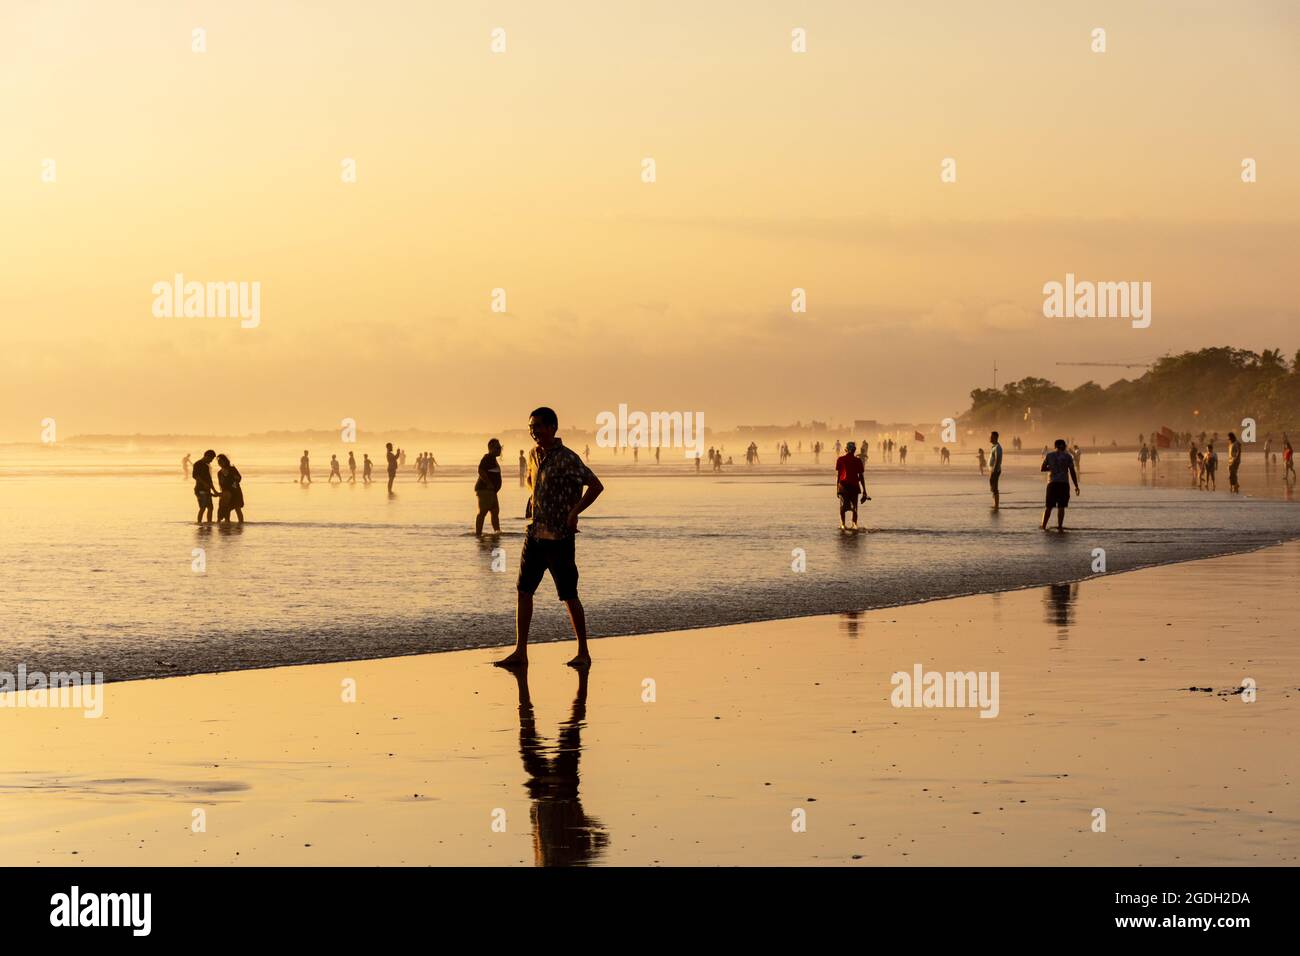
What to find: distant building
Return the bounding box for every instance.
[853,419,880,433]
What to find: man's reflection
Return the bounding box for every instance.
[1043,582,1079,639]
[508,667,609,866]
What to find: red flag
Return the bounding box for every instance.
[914,431,925,442]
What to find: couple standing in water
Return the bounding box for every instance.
[192,450,244,524]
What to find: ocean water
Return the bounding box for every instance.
[3,447,1297,682]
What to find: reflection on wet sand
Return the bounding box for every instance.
[839,609,863,639]
[1043,582,1079,638]
[507,667,609,866]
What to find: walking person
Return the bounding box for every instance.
[299,450,312,484]
[1040,439,1081,532]
[348,451,357,483]
[834,440,869,531]
[328,454,342,483]
[215,453,245,524]
[988,431,1003,510]
[362,454,373,484]
[495,407,604,670]
[474,438,504,536]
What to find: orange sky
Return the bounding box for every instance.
[2,0,1297,440]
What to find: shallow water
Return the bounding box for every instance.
[3,447,1297,682]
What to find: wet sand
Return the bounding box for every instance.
[3,541,1297,866]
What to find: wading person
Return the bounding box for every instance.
[474,438,504,537]
[495,407,604,670]
[1227,432,1242,493]
[385,442,401,494]
[215,453,245,524]
[988,431,1003,509]
[1040,438,1081,531]
[834,440,869,531]
[192,449,218,524]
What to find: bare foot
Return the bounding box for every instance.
[493,652,528,669]
[565,654,591,669]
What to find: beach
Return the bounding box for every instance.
[4,540,1297,866]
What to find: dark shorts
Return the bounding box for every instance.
[989,470,1001,494]
[837,483,858,509]
[195,489,213,509]
[1045,481,1070,510]
[476,489,500,512]
[517,533,579,601]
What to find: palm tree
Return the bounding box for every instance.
[1260,348,1286,371]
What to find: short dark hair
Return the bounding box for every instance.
[488,437,501,448]
[1054,439,1067,450]
[203,449,216,459]
[990,431,999,440]
[529,406,558,428]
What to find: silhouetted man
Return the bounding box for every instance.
[475,438,503,536]
[834,440,868,531]
[193,449,218,524]
[496,407,603,669]
[385,442,400,493]
[1040,439,1081,531]
[1227,432,1242,493]
[988,431,1003,509]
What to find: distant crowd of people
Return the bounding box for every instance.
[184,423,1295,544]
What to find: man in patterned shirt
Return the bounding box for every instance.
[495,406,604,670]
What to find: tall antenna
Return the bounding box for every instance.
[993,360,998,391]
